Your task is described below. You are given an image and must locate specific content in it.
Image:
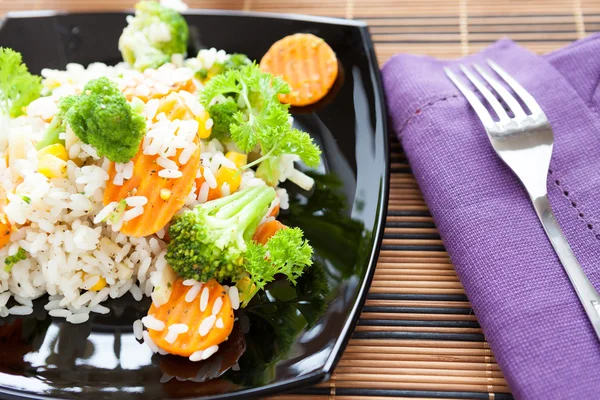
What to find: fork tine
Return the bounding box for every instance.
[458,64,509,122]
[487,59,543,115]
[443,67,495,128]
[473,63,527,120]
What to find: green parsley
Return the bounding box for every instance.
[243,227,313,306]
[200,64,321,184]
[0,48,42,118]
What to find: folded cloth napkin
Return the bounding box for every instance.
[382,34,600,399]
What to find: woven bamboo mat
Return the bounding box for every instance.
[1,0,597,399]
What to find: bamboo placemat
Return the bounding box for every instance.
[1,0,597,399]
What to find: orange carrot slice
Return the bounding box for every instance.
[103,142,200,237]
[148,279,235,357]
[269,203,280,218]
[252,220,286,245]
[260,33,338,106]
[0,186,11,250]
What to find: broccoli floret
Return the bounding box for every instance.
[224,53,252,71]
[35,95,78,150]
[65,77,146,163]
[5,248,27,272]
[166,185,276,282]
[118,1,189,71]
[207,97,239,140]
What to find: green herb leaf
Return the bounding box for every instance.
[0,48,42,118]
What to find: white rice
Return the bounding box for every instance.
[215,317,224,329]
[133,319,143,340]
[158,169,183,178]
[185,282,202,302]
[123,206,144,221]
[142,314,165,331]
[125,196,148,207]
[200,287,209,312]
[143,331,159,353]
[212,297,223,315]
[201,345,219,360]
[49,308,72,318]
[203,167,217,189]
[164,323,189,344]
[67,313,89,324]
[9,305,33,315]
[229,287,240,310]
[198,315,216,336]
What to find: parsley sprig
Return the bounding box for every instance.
[0,48,42,118]
[200,64,321,172]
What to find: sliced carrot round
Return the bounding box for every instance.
[148,279,235,357]
[103,140,200,237]
[0,185,11,250]
[260,33,338,107]
[252,220,286,245]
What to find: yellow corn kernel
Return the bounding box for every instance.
[38,154,67,178]
[225,151,247,169]
[157,98,177,116]
[196,110,212,139]
[215,167,241,194]
[169,104,190,121]
[160,188,172,200]
[90,276,107,291]
[37,143,68,162]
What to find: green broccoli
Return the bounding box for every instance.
[206,97,239,140]
[166,185,277,282]
[65,77,146,163]
[35,95,78,150]
[5,248,27,272]
[118,1,189,71]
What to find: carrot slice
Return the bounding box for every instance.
[148,279,235,357]
[103,141,200,237]
[260,33,338,107]
[0,185,11,250]
[252,220,286,245]
[269,203,280,218]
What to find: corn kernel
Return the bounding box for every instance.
[196,110,212,139]
[225,152,247,169]
[90,276,107,291]
[215,167,241,194]
[157,98,177,116]
[38,154,67,178]
[37,143,68,162]
[160,188,172,200]
[169,104,190,121]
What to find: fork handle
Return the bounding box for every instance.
[533,194,600,341]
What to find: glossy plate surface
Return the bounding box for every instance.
[0,10,389,399]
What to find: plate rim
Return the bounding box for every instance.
[0,9,390,400]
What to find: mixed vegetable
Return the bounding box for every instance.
[0,0,340,363]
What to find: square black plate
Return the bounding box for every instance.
[0,9,389,399]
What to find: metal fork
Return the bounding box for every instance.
[445,60,600,341]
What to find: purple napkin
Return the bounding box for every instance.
[382,35,600,399]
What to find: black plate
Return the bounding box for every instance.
[0,9,389,400]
